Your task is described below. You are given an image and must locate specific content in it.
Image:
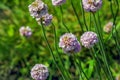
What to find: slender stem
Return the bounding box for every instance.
[52,23,71,80]
[74,54,89,80]
[60,6,70,32]
[72,54,84,80]
[89,49,101,80]
[92,13,114,80]
[40,23,66,80]
[91,48,110,79]
[110,0,120,55]
[80,0,88,31]
[70,0,84,32]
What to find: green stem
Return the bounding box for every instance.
[52,23,71,80]
[40,23,66,80]
[92,13,114,80]
[80,0,88,31]
[74,54,89,80]
[89,49,101,80]
[59,6,70,32]
[70,0,84,32]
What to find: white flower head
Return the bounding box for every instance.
[19,26,32,37]
[103,22,113,33]
[31,64,49,80]
[28,0,48,18]
[59,33,81,54]
[82,0,102,12]
[80,31,98,48]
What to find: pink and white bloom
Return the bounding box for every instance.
[31,64,49,80]
[82,0,102,12]
[59,33,81,54]
[80,31,98,48]
[19,26,32,37]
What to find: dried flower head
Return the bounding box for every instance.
[28,0,48,19]
[52,0,66,6]
[37,13,53,26]
[31,64,49,80]
[59,33,81,54]
[82,0,102,12]
[19,26,32,37]
[80,31,98,48]
[103,22,113,33]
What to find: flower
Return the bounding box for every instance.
[31,64,49,80]
[28,0,48,19]
[59,33,81,54]
[52,0,66,6]
[82,0,102,12]
[37,13,53,26]
[103,22,113,33]
[80,31,98,48]
[19,26,32,37]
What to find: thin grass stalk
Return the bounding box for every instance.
[89,49,101,80]
[70,0,84,32]
[110,0,120,52]
[52,23,71,80]
[72,54,84,80]
[79,0,88,31]
[89,13,92,30]
[92,13,114,80]
[97,12,103,38]
[59,6,70,32]
[91,47,110,79]
[40,23,66,80]
[74,54,89,80]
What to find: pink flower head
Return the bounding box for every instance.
[19,26,32,37]
[37,13,53,26]
[82,0,102,12]
[80,31,98,48]
[31,64,49,80]
[103,22,113,33]
[28,0,48,18]
[59,33,81,54]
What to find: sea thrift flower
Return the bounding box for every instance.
[19,26,32,37]
[103,22,113,33]
[28,0,48,19]
[37,13,53,26]
[82,0,102,12]
[80,31,98,48]
[59,33,81,54]
[31,64,49,80]
[52,0,66,6]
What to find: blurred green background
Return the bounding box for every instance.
[0,0,120,80]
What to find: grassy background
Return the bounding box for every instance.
[0,0,120,80]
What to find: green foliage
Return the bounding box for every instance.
[0,0,120,80]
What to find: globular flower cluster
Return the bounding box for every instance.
[103,22,113,33]
[37,13,53,26]
[31,64,49,80]
[59,33,81,54]
[19,26,32,37]
[80,31,98,48]
[82,0,102,12]
[52,0,66,6]
[28,0,52,26]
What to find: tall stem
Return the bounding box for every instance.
[52,23,71,80]
[41,23,66,80]
[92,13,114,80]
